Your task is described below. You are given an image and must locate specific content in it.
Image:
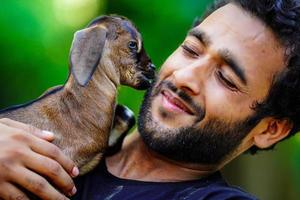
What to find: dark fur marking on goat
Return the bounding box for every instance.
[122,21,137,40]
[0,85,64,114]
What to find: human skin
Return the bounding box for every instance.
[0,119,78,200]
[0,2,294,199]
[106,3,292,182]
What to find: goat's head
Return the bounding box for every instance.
[69,15,155,90]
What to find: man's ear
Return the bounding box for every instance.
[253,118,293,149]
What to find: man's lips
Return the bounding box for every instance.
[161,90,194,115]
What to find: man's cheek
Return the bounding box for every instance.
[205,82,234,117]
[158,50,187,80]
[206,81,253,120]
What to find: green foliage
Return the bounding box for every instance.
[107,0,211,114]
[0,0,104,107]
[0,0,212,115]
[1,0,299,198]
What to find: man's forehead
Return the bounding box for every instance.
[198,3,286,68]
[201,4,273,44]
[190,3,287,98]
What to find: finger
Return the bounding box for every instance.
[10,167,70,200]
[0,122,79,178]
[0,118,54,141]
[23,151,76,196]
[28,136,79,177]
[0,183,29,200]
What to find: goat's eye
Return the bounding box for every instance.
[128,41,138,50]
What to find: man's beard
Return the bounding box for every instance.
[138,78,260,165]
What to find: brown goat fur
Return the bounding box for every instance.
[0,15,155,175]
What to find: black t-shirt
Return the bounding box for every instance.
[72,161,257,200]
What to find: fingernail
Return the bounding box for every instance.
[72,166,79,177]
[69,186,77,196]
[42,130,54,137]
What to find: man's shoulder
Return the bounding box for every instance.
[73,163,258,200]
[184,182,258,200]
[165,171,257,200]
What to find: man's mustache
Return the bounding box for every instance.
[153,80,205,122]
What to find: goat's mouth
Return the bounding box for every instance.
[134,70,156,90]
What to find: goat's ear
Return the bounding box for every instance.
[70,25,107,86]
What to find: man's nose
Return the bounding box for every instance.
[172,57,212,96]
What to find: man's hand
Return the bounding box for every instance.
[0,118,79,200]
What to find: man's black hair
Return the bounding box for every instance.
[194,0,300,154]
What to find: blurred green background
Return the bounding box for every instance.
[0,0,299,199]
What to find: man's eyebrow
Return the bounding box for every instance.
[219,49,247,85]
[188,29,211,46]
[188,29,247,85]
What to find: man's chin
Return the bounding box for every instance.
[138,105,256,165]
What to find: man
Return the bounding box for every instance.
[0,0,299,199]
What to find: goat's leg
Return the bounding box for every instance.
[106,105,135,156]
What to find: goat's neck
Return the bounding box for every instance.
[55,63,120,132]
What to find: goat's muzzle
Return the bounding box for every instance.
[134,61,155,90]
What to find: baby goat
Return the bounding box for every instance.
[0,15,155,175]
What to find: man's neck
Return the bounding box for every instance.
[105,129,219,182]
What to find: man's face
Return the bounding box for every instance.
[138,3,286,164]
